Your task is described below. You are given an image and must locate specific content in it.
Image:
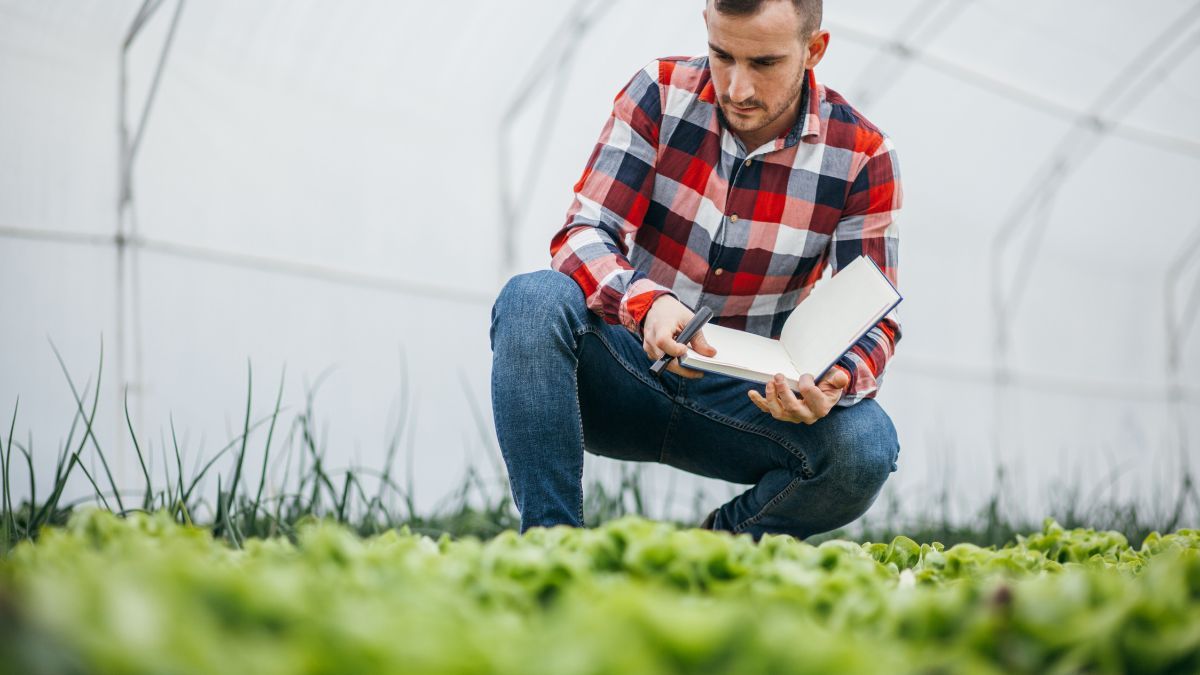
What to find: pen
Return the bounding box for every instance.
[649,306,714,376]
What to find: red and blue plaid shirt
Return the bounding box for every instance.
[550,56,901,405]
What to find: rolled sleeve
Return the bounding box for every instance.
[831,135,902,406]
[550,61,674,333]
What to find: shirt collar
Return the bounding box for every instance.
[798,69,821,140]
[762,69,821,152]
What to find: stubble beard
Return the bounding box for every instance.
[718,67,807,139]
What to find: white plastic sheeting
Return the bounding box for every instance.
[1,0,1198,524]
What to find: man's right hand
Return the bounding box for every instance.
[642,295,717,378]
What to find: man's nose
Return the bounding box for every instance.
[728,67,754,104]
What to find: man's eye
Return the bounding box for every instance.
[713,52,733,62]
[755,60,778,67]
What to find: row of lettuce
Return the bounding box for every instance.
[1,510,1198,674]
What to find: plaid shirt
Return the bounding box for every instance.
[550,56,901,405]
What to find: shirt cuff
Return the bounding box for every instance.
[833,354,879,407]
[619,277,676,335]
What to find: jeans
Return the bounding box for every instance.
[490,270,900,539]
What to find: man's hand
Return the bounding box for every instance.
[748,368,849,424]
[642,295,717,378]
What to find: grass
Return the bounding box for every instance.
[2,343,1196,554]
[809,472,1200,549]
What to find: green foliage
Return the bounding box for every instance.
[3,348,1199,673]
[1,511,1199,675]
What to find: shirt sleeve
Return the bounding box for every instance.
[830,135,903,406]
[549,61,675,334]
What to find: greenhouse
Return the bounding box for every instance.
[2,1,1198,672]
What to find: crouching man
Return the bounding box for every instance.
[491,0,902,539]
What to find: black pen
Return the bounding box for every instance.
[650,306,714,376]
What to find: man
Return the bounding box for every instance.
[491,0,901,539]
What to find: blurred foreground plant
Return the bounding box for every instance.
[1,511,1199,674]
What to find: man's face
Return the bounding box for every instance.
[704,1,827,146]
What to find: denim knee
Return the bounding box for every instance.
[821,401,899,507]
[491,270,586,347]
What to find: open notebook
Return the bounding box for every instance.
[678,256,901,392]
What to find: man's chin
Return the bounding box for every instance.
[723,113,764,135]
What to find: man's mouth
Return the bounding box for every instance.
[728,103,758,115]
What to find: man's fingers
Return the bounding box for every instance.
[642,297,712,365]
[759,385,786,419]
[763,381,795,420]
[645,324,679,359]
[771,375,819,423]
[823,367,850,390]
[658,333,688,357]
[643,336,663,361]
[689,329,717,357]
[816,368,848,405]
[748,389,777,415]
[791,374,834,419]
[748,390,770,413]
[667,360,703,379]
[772,374,811,417]
[754,386,813,423]
[796,373,818,394]
[795,374,825,405]
[753,375,834,425]
[644,326,702,378]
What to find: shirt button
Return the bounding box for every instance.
[729,214,739,222]
[714,268,724,276]
[744,158,752,167]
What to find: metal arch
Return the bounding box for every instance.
[133,236,494,305]
[116,0,186,465]
[496,0,614,280]
[887,355,1200,403]
[10,220,1195,400]
[0,224,494,305]
[825,20,1200,161]
[119,0,186,218]
[1164,224,1200,376]
[1164,221,1200,459]
[0,225,114,247]
[988,8,1200,369]
[828,5,1200,466]
[980,5,1200,466]
[849,0,974,110]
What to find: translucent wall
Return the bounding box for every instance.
[2,0,1198,525]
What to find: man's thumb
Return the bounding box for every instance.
[690,330,717,357]
[831,366,850,387]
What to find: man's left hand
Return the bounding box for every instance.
[748,368,850,424]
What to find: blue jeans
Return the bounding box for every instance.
[490,270,900,539]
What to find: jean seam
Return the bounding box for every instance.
[572,368,586,526]
[676,399,814,479]
[573,326,671,525]
[731,475,805,534]
[575,327,674,400]
[656,402,682,464]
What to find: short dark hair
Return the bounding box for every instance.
[712,0,823,37]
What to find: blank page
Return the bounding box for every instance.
[684,324,800,380]
[780,256,901,379]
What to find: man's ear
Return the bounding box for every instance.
[702,6,708,28]
[804,30,831,69]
